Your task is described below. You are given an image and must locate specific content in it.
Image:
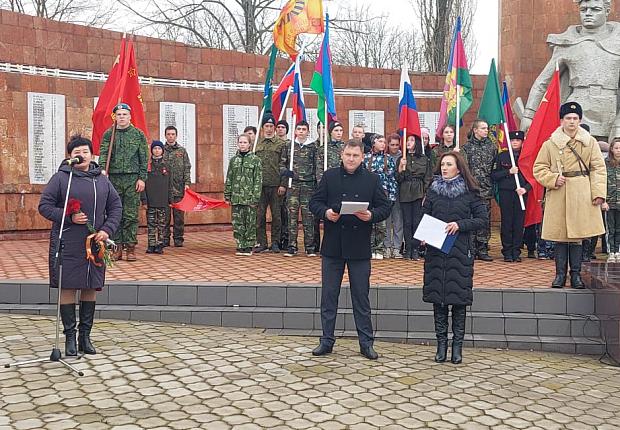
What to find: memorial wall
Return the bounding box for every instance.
[0,10,487,235]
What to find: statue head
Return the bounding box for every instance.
[576,0,611,29]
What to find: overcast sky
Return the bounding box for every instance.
[326,0,499,74]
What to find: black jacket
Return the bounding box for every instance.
[490,150,531,192]
[39,162,122,290]
[422,175,488,305]
[310,164,391,260]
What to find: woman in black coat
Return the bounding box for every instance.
[39,135,122,357]
[422,151,488,364]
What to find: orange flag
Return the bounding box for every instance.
[273,0,324,58]
[91,36,149,155]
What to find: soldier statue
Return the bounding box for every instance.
[521,0,620,142]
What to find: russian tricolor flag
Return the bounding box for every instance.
[398,66,421,139]
[291,53,306,123]
[271,63,295,122]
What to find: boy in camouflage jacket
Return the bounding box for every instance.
[224,134,263,255]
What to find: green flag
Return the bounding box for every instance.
[477,59,505,125]
[262,44,278,111]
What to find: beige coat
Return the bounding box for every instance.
[533,126,606,242]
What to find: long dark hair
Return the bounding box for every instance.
[433,151,479,192]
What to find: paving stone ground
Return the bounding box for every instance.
[1,314,620,430]
[0,229,557,288]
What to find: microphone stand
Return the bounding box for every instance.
[5,162,84,376]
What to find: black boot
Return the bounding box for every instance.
[568,244,585,289]
[451,305,466,364]
[78,301,97,354]
[60,303,77,357]
[551,242,568,288]
[433,304,449,363]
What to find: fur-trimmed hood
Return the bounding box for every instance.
[429,174,467,198]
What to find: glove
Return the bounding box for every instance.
[282,169,294,179]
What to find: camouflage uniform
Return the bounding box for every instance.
[281,140,317,253]
[364,151,397,254]
[142,157,171,248]
[431,142,458,171]
[224,151,263,250]
[462,136,497,254]
[279,138,292,249]
[100,125,148,246]
[254,135,287,248]
[163,142,191,246]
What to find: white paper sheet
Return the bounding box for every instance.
[414,214,449,250]
[340,201,369,215]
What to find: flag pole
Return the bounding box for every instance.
[323,100,328,171]
[278,88,291,121]
[253,107,265,153]
[456,85,460,149]
[288,112,296,189]
[104,33,128,174]
[502,121,525,210]
[402,128,407,157]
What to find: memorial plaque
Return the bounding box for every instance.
[222,105,258,176]
[286,108,320,141]
[28,92,66,184]
[419,112,441,143]
[160,102,197,183]
[348,110,385,136]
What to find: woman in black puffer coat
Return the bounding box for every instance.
[422,151,488,364]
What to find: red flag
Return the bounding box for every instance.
[92,37,126,154]
[170,189,230,212]
[518,69,561,227]
[121,38,149,142]
[91,36,149,155]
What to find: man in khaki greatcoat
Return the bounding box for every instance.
[533,102,607,289]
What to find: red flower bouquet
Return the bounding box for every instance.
[64,198,114,268]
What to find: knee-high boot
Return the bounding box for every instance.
[60,303,77,356]
[433,304,449,362]
[451,305,467,364]
[552,242,569,288]
[78,301,97,354]
[568,244,585,289]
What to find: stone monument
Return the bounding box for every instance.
[520,0,620,141]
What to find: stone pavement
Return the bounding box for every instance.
[0,230,555,288]
[1,314,619,430]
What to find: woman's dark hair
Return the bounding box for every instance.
[609,139,620,167]
[434,151,479,192]
[67,134,93,154]
[439,125,456,145]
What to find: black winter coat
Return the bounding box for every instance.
[422,175,488,305]
[310,164,392,260]
[490,150,531,192]
[39,162,122,290]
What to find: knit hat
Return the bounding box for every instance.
[151,140,165,153]
[329,121,343,134]
[559,102,582,119]
[509,130,525,141]
[262,111,276,127]
[276,119,289,133]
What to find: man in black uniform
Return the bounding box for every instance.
[309,140,391,360]
[491,131,530,262]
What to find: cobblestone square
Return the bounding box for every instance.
[1,314,619,429]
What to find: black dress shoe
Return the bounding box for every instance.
[146,246,155,254]
[527,250,536,258]
[503,257,513,262]
[360,345,378,360]
[254,245,269,253]
[312,343,333,356]
[514,256,522,262]
[477,253,494,262]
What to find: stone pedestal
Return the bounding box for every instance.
[583,262,620,363]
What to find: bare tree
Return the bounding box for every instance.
[412,0,478,72]
[0,0,116,26]
[117,0,281,54]
[329,3,423,70]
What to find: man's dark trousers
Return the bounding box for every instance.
[320,256,373,348]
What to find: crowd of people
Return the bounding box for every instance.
[39,101,614,363]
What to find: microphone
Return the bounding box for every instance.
[64,155,84,165]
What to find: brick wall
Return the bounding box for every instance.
[500,0,620,113]
[0,10,488,233]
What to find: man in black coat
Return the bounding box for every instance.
[309,140,392,360]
